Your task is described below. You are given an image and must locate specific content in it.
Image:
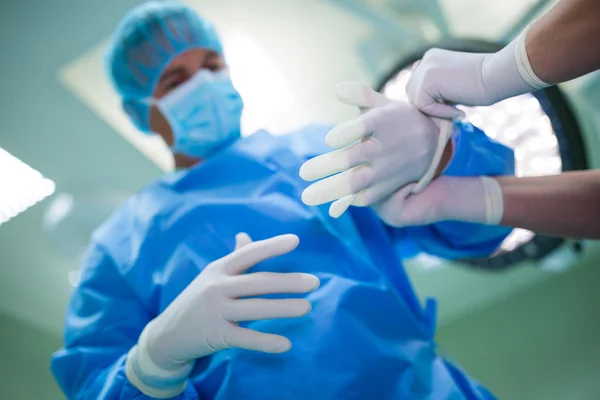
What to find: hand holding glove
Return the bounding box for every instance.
[300,82,453,218]
[406,29,549,118]
[126,233,320,398]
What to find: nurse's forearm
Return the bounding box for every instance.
[497,170,600,238]
[527,0,600,84]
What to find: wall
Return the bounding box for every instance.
[0,313,63,400]
[439,257,600,400]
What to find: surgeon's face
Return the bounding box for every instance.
[148,48,226,163]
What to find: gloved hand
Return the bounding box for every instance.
[300,82,452,218]
[373,176,504,227]
[125,233,320,398]
[407,29,549,119]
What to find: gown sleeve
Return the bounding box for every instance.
[50,243,200,399]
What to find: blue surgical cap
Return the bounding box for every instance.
[104,1,223,131]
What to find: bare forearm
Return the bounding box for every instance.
[497,170,600,238]
[527,0,600,84]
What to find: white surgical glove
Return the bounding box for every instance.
[407,28,550,119]
[373,176,504,227]
[125,233,320,398]
[300,82,451,218]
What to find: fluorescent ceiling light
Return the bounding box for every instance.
[0,147,55,226]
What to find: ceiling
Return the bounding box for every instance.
[2,0,599,338]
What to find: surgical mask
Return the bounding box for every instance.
[152,69,244,159]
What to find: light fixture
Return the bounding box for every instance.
[377,40,587,269]
[0,147,55,226]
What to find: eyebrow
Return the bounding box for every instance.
[159,66,186,83]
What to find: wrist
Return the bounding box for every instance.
[125,327,194,398]
[514,26,550,90]
[433,135,454,177]
[482,34,544,103]
[436,176,503,224]
[479,176,504,225]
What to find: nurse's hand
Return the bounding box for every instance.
[125,233,319,398]
[300,82,449,218]
[406,38,542,118]
[406,49,490,118]
[373,176,504,227]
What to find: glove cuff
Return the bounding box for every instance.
[435,176,503,224]
[482,27,548,103]
[514,25,551,90]
[411,119,453,194]
[125,328,194,398]
[480,176,504,225]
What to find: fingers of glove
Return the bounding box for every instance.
[234,232,253,250]
[334,81,391,109]
[226,326,292,353]
[328,194,356,219]
[226,298,312,322]
[418,101,465,119]
[222,234,300,275]
[405,75,417,99]
[324,115,376,149]
[225,272,320,298]
[302,164,374,206]
[299,139,372,182]
[405,69,424,100]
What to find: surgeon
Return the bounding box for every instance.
[51,2,515,399]
[301,0,600,239]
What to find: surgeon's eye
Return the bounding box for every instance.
[204,51,225,72]
[163,76,187,93]
[165,80,181,91]
[154,66,190,98]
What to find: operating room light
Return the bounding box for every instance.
[0,147,55,226]
[224,34,295,135]
[381,62,562,255]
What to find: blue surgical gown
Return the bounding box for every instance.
[52,122,514,399]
